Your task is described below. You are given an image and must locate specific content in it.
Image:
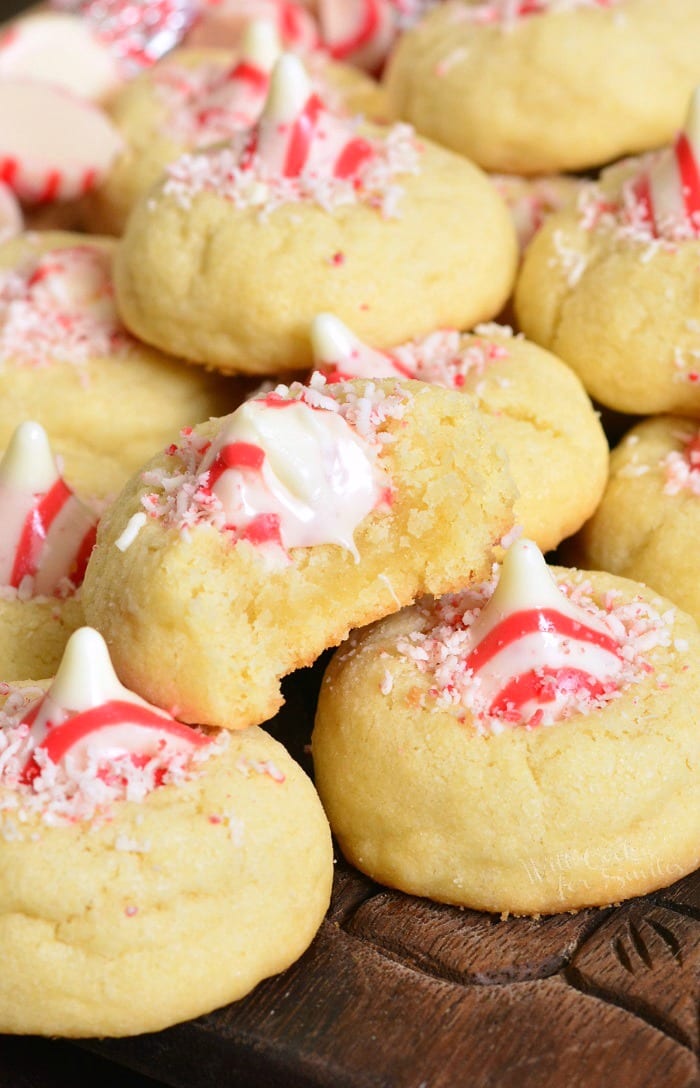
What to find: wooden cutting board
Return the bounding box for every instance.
[80,665,700,1088]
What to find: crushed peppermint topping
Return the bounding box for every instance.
[140,374,409,545]
[0,686,229,832]
[235,756,286,782]
[393,573,674,734]
[672,344,700,384]
[161,120,421,219]
[455,0,621,28]
[662,428,700,495]
[314,319,516,389]
[152,59,272,147]
[492,174,583,250]
[151,56,362,149]
[0,245,134,370]
[390,328,513,389]
[576,156,700,254]
[551,226,589,286]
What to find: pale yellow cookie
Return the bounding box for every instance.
[84,44,389,237]
[570,415,700,625]
[312,545,700,915]
[82,378,517,729]
[311,317,609,552]
[384,0,700,175]
[514,107,700,416]
[0,595,85,681]
[0,231,243,500]
[436,329,609,551]
[0,646,333,1037]
[114,56,517,376]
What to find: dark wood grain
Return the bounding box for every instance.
[77,664,700,1088]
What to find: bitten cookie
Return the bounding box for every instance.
[0,422,96,680]
[82,376,516,728]
[114,53,517,376]
[491,173,583,254]
[311,315,609,552]
[0,231,241,499]
[570,414,700,625]
[312,538,700,915]
[84,25,389,236]
[384,0,700,175]
[0,627,333,1037]
[515,88,700,416]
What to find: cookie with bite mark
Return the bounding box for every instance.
[384,0,700,176]
[82,376,517,728]
[311,314,609,553]
[0,626,333,1037]
[0,231,242,500]
[515,88,700,417]
[312,538,700,915]
[114,53,517,377]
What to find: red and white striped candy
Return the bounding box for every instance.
[317,0,396,73]
[0,421,97,597]
[630,87,700,238]
[198,394,383,556]
[20,626,208,782]
[463,539,624,724]
[186,0,318,53]
[252,53,376,179]
[0,79,124,204]
[0,13,122,102]
[178,19,281,143]
[310,315,511,390]
[0,181,23,244]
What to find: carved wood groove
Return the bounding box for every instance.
[340,878,613,987]
[565,902,700,1053]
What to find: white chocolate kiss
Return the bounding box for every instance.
[24,627,205,770]
[0,421,97,596]
[239,17,282,69]
[199,396,383,559]
[311,315,508,390]
[464,539,624,723]
[465,0,619,23]
[174,19,281,143]
[311,314,406,380]
[634,86,700,235]
[253,53,374,179]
